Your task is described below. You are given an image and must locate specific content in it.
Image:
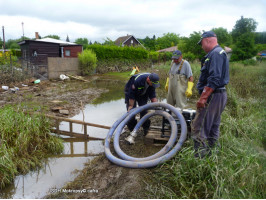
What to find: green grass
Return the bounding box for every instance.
[0,105,64,188]
[144,60,266,199]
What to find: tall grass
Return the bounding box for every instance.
[145,61,266,199]
[0,105,64,188]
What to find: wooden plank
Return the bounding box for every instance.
[51,129,103,140]
[45,114,111,130]
[55,153,102,158]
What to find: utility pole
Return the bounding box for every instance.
[22,22,24,40]
[2,26,5,52]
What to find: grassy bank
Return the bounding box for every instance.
[144,61,266,198]
[0,105,64,188]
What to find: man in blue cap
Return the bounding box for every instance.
[192,31,229,158]
[124,72,160,135]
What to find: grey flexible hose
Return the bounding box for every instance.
[104,102,187,168]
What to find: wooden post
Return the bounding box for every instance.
[69,122,73,137]
[84,124,87,138]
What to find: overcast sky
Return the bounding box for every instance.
[1,0,265,43]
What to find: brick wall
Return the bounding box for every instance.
[48,57,80,79]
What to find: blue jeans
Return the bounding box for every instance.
[191,91,227,148]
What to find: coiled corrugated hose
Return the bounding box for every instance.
[104,102,187,168]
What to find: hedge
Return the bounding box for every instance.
[86,45,149,60]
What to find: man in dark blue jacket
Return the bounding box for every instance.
[192,31,229,158]
[124,73,160,135]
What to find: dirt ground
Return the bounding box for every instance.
[0,77,162,199]
[0,77,106,117]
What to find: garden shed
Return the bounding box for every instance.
[18,38,83,79]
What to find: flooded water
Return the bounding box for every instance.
[0,99,126,199]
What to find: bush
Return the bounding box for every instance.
[78,49,97,75]
[182,52,197,62]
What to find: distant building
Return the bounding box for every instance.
[115,35,143,47]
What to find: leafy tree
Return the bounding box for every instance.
[178,31,204,60]
[139,35,156,51]
[44,35,60,40]
[211,27,232,47]
[102,37,115,46]
[231,16,258,61]
[231,32,257,61]
[255,32,266,44]
[75,38,89,47]
[155,33,179,50]
[5,37,27,49]
[231,16,257,43]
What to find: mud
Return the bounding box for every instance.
[0,76,107,117]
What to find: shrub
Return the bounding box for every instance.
[78,49,97,75]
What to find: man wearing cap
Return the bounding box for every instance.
[165,50,194,109]
[124,72,160,135]
[192,31,229,158]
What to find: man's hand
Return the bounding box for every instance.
[127,99,135,112]
[196,86,214,109]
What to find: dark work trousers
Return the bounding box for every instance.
[191,91,227,149]
[126,97,151,132]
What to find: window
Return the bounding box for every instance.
[65,50,71,57]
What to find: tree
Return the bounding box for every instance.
[231,16,257,43]
[178,31,204,60]
[255,32,266,44]
[139,35,156,51]
[66,35,70,42]
[75,38,89,46]
[102,37,115,46]
[44,35,60,40]
[155,33,179,50]
[231,16,258,61]
[211,27,232,47]
[231,32,257,61]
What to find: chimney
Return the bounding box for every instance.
[35,32,39,39]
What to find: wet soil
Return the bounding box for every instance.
[0,76,107,117]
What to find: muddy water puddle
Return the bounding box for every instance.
[0,99,125,199]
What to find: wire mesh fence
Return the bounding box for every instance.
[0,53,48,85]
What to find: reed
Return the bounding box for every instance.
[0,105,64,188]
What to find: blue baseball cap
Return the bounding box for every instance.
[172,50,182,59]
[198,31,217,45]
[149,73,160,88]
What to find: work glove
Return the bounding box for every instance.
[165,77,169,92]
[196,86,214,109]
[185,81,194,98]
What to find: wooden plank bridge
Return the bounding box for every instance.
[45,114,111,140]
